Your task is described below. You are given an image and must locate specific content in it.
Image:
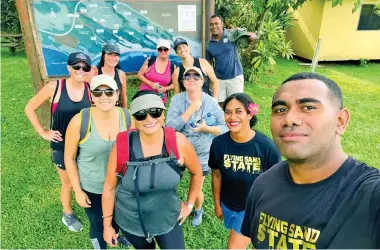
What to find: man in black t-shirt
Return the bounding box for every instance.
[241,72,380,248]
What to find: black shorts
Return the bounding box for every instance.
[51,149,65,170]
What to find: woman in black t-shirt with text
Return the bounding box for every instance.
[209,93,281,249]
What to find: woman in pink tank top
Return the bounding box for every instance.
[137,39,174,104]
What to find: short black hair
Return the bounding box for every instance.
[223,93,258,128]
[281,72,344,108]
[132,90,159,101]
[210,14,224,23]
[97,52,120,69]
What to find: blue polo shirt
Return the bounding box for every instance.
[206,29,243,80]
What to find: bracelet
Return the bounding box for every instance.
[102,214,113,219]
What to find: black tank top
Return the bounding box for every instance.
[97,66,123,105]
[50,79,91,151]
[178,58,211,95]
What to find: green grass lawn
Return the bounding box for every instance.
[1,50,379,249]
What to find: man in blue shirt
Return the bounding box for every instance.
[206,14,258,107]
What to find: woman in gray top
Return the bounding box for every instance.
[65,75,133,249]
[166,66,228,227]
[102,90,203,249]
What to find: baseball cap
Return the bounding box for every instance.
[156,39,171,49]
[67,52,91,66]
[174,37,188,50]
[130,94,166,115]
[183,67,204,80]
[90,74,118,91]
[102,43,120,55]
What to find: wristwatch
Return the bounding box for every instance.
[185,202,194,209]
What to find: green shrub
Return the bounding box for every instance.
[1,0,21,34]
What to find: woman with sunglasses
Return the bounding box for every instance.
[209,93,281,249]
[65,74,133,249]
[137,39,174,104]
[172,37,219,99]
[25,52,92,232]
[166,67,228,227]
[102,90,202,249]
[90,43,128,108]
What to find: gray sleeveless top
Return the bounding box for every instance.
[114,131,181,237]
[77,110,129,194]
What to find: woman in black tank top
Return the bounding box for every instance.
[91,43,128,108]
[25,52,92,233]
[172,37,220,99]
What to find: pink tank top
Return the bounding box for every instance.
[139,60,171,103]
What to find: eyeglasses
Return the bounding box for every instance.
[92,89,115,98]
[133,108,164,121]
[158,47,169,52]
[184,73,201,81]
[71,64,91,72]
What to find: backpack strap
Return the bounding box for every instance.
[84,82,92,104]
[79,108,92,144]
[116,129,137,177]
[164,126,180,160]
[50,80,60,129]
[117,107,132,130]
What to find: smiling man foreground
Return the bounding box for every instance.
[241,72,380,248]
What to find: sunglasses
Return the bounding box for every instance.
[92,89,115,98]
[158,47,169,52]
[71,64,91,72]
[133,108,164,121]
[184,73,201,81]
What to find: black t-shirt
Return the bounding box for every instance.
[209,131,281,211]
[241,157,380,248]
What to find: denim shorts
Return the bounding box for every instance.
[201,164,211,176]
[221,202,245,235]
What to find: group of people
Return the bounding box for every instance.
[24,13,379,250]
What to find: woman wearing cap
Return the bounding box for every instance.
[102,90,202,249]
[91,43,128,108]
[65,74,133,249]
[209,93,281,249]
[137,39,175,104]
[25,52,93,232]
[172,37,219,99]
[166,67,228,227]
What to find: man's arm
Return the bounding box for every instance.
[247,31,259,42]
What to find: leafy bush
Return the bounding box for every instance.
[1,0,21,34]
[215,0,300,82]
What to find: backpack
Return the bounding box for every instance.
[115,126,180,177]
[147,56,175,76]
[79,107,131,144]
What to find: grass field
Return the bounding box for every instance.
[1,50,380,249]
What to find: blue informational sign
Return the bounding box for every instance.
[32,0,203,77]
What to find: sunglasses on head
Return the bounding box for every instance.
[71,64,91,72]
[92,88,115,98]
[184,73,201,81]
[158,47,169,52]
[133,108,164,121]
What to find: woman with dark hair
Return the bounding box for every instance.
[25,52,93,232]
[209,93,281,249]
[91,43,128,108]
[102,90,202,249]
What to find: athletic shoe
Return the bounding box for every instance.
[192,208,203,227]
[62,213,83,232]
[118,235,131,247]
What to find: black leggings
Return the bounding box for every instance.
[120,223,185,249]
[84,191,119,249]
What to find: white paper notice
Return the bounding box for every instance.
[178,5,196,32]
